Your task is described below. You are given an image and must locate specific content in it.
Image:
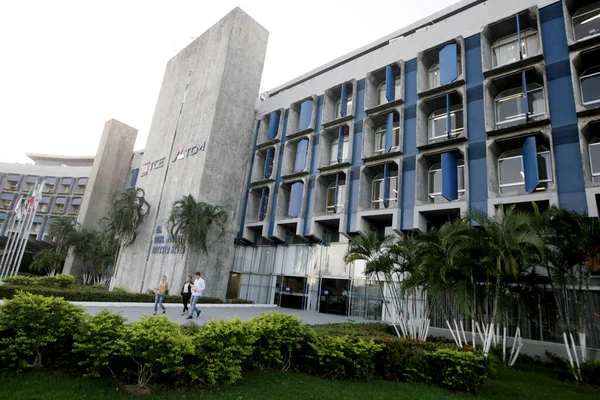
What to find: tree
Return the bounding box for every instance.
[30,249,65,275]
[69,229,117,285]
[46,216,79,255]
[167,195,228,276]
[103,188,150,290]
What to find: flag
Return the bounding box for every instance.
[13,198,23,220]
[25,187,35,213]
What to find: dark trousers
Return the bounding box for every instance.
[182,292,191,312]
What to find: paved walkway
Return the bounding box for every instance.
[83,304,373,325]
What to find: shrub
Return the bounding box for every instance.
[73,310,128,378]
[0,291,85,370]
[1,274,76,288]
[428,348,489,393]
[123,316,194,387]
[250,313,306,370]
[377,338,439,383]
[307,334,382,380]
[1,276,40,286]
[187,318,258,385]
[225,298,254,304]
[581,360,600,387]
[310,322,393,339]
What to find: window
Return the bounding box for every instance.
[44,184,55,193]
[335,95,353,118]
[428,161,466,203]
[1,199,11,210]
[428,58,462,89]
[39,204,49,213]
[371,171,399,209]
[330,135,350,164]
[326,180,346,214]
[54,205,64,214]
[75,185,86,195]
[259,190,269,221]
[589,138,600,183]
[581,66,600,106]
[495,83,545,127]
[498,146,552,195]
[573,2,600,42]
[377,77,402,105]
[428,104,464,142]
[492,29,540,68]
[374,121,400,155]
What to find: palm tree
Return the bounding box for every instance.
[69,229,117,284]
[30,249,65,275]
[46,216,79,255]
[167,195,228,275]
[103,188,150,289]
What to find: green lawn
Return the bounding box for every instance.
[0,366,596,400]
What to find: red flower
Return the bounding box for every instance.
[473,373,478,377]
[176,370,182,375]
[418,340,423,343]
[386,337,391,341]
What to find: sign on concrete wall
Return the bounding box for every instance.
[141,141,207,177]
[151,225,184,255]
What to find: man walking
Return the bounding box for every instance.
[187,271,205,320]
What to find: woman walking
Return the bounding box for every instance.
[153,275,169,315]
[181,275,193,316]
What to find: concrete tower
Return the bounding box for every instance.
[114,8,268,297]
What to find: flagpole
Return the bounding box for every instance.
[10,208,35,278]
[3,209,30,280]
[11,180,45,278]
[1,211,26,280]
[0,196,24,280]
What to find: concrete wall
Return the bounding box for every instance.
[114,8,268,297]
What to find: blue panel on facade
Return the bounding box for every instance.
[55,197,66,205]
[293,139,309,173]
[439,43,458,85]
[516,13,523,60]
[61,178,72,185]
[268,111,280,140]
[288,182,303,218]
[385,65,395,102]
[385,112,394,152]
[442,152,458,201]
[0,193,12,200]
[259,187,267,220]
[45,177,57,185]
[130,169,139,188]
[264,147,274,179]
[303,95,324,236]
[26,176,38,183]
[268,109,289,238]
[298,100,313,130]
[383,164,390,208]
[340,83,348,117]
[337,126,345,163]
[521,71,529,122]
[72,198,82,205]
[523,136,539,193]
[33,216,43,223]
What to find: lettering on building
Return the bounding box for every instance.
[151,225,184,255]
[172,142,207,163]
[140,157,166,177]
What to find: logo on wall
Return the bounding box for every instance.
[140,157,166,177]
[172,142,207,163]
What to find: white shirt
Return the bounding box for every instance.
[192,277,205,297]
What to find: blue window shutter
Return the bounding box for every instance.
[288,182,304,217]
[340,83,348,117]
[294,139,309,173]
[439,43,458,85]
[334,174,340,213]
[446,94,451,138]
[516,14,523,60]
[259,188,267,220]
[521,71,529,123]
[385,112,394,152]
[264,147,274,179]
[383,164,390,208]
[337,127,345,163]
[385,65,395,102]
[267,111,280,140]
[523,136,539,192]
[130,169,139,188]
[298,100,313,130]
[442,152,458,201]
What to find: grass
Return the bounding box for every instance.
[0,365,597,400]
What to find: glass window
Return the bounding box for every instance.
[498,146,552,195]
[428,104,464,142]
[428,58,462,89]
[259,191,269,221]
[371,171,399,209]
[589,139,600,183]
[492,28,540,68]
[326,180,346,214]
[335,95,353,118]
[428,160,466,203]
[377,77,402,105]
[373,121,400,155]
[573,2,600,42]
[330,135,350,164]
[495,83,545,127]
[581,66,600,106]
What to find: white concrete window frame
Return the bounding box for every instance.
[494,83,546,128]
[371,171,399,210]
[374,122,401,156]
[581,66,600,106]
[377,77,402,105]
[428,104,464,142]
[497,146,552,195]
[589,139,600,183]
[492,28,540,68]
[428,161,466,204]
[573,2,600,42]
[326,180,346,214]
[330,135,350,165]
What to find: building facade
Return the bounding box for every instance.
[231,0,600,324]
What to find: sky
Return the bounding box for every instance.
[0,0,460,164]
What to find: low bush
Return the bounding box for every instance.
[581,360,600,387]
[428,348,489,393]
[377,338,438,383]
[187,318,257,385]
[1,274,76,288]
[73,310,128,378]
[251,313,306,370]
[0,291,85,370]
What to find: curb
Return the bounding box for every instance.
[0,299,277,308]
